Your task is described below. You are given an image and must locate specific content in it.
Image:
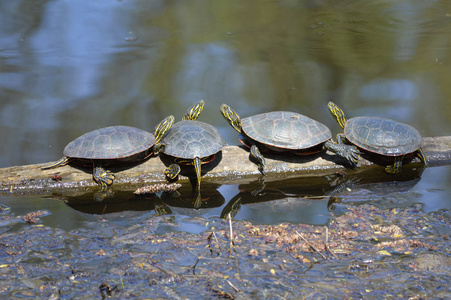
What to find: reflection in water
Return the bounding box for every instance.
[64,182,225,215]
[65,190,158,215]
[63,163,424,226]
[161,185,225,216]
[220,164,425,224]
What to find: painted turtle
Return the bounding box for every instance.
[327,101,427,174]
[220,104,360,174]
[41,116,175,186]
[161,100,225,204]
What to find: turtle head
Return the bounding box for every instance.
[154,115,175,144]
[220,104,242,133]
[328,101,347,129]
[182,100,205,121]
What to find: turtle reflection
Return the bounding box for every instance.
[160,183,224,213]
[221,163,426,222]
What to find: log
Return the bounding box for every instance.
[0,136,450,194]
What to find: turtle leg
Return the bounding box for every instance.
[385,156,404,174]
[165,164,181,179]
[41,156,71,170]
[250,145,266,175]
[324,140,360,167]
[93,162,115,187]
[417,147,428,167]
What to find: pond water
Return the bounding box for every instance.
[1,0,450,223]
[0,1,450,297]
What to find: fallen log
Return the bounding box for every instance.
[0,136,450,194]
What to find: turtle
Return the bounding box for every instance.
[220,104,360,174]
[161,100,225,204]
[327,101,427,174]
[41,115,175,186]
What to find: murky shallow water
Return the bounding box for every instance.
[1,166,450,231]
[0,194,449,298]
[1,0,450,298]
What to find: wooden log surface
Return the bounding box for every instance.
[0,136,450,194]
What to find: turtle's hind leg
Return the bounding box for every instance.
[41,157,71,170]
[165,164,181,180]
[93,162,115,187]
[417,147,428,167]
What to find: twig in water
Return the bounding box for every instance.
[228,213,234,256]
[192,258,200,275]
[207,233,214,255]
[212,231,222,255]
[295,231,327,260]
[324,227,338,259]
[207,232,221,256]
[227,280,240,292]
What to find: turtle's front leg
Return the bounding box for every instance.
[93,162,115,187]
[250,145,266,175]
[324,140,360,167]
[165,164,181,179]
[385,156,403,174]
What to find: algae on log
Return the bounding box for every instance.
[0,136,450,193]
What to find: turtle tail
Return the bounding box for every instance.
[193,157,203,209]
[193,157,202,191]
[41,157,71,170]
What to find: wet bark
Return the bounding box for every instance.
[0,136,450,192]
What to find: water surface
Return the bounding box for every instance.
[1,0,450,228]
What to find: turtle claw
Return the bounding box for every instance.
[346,146,361,167]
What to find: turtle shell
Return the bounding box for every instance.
[162,120,225,159]
[63,126,156,159]
[344,117,422,156]
[241,111,332,150]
